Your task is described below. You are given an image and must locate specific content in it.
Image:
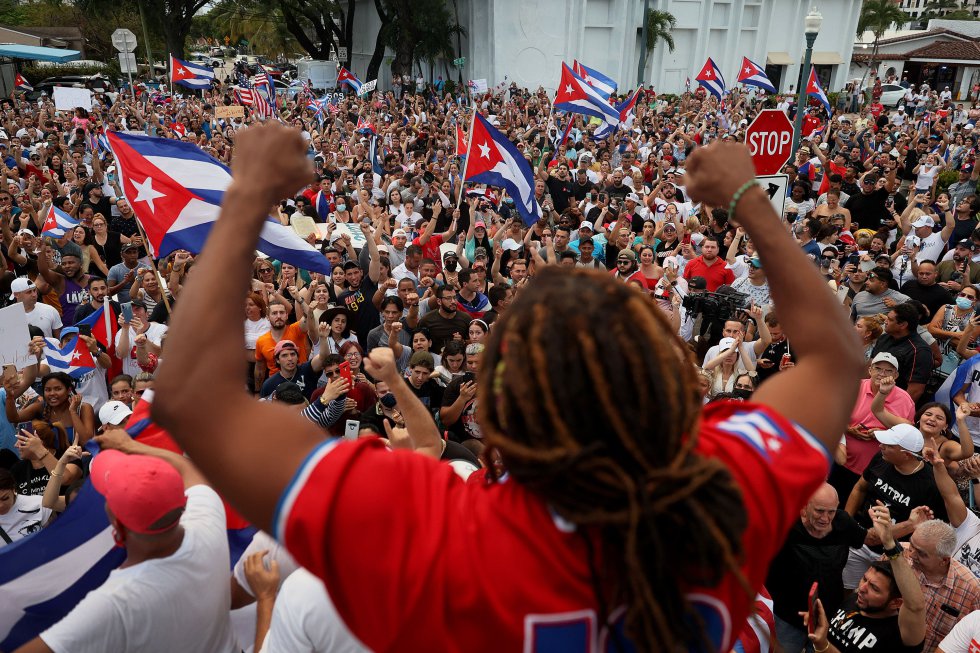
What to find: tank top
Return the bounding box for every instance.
[828,598,924,652]
[59,277,87,326]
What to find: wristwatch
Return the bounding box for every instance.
[884,543,904,560]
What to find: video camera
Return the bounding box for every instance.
[681,284,751,322]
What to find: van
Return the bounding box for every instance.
[295,59,337,92]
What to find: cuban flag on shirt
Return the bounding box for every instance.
[313,190,332,221]
[106,131,332,274]
[337,66,362,94]
[169,55,215,90]
[806,67,831,115]
[42,337,97,378]
[41,204,78,238]
[14,73,32,92]
[464,112,542,226]
[696,58,727,99]
[736,57,776,94]
[355,117,375,135]
[0,389,256,652]
[554,63,621,126]
[571,60,617,100]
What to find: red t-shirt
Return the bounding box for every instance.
[413,233,445,272]
[683,256,735,291]
[274,402,829,652]
[802,115,822,137]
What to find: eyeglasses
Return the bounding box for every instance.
[324,369,340,377]
[617,260,631,264]
[867,274,879,280]
[259,268,274,274]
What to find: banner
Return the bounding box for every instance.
[215,105,245,118]
[359,79,377,96]
[53,87,93,111]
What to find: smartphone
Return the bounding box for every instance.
[77,324,91,337]
[847,253,861,267]
[343,419,360,442]
[461,371,476,384]
[807,582,819,635]
[121,302,133,323]
[16,421,34,435]
[682,233,692,246]
[338,361,354,386]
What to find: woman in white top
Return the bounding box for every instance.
[703,336,755,398]
[387,187,404,216]
[315,305,358,355]
[244,293,271,361]
[913,152,945,195]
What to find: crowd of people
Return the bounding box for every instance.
[0,66,978,652]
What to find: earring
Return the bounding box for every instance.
[111,526,126,548]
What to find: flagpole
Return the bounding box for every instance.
[102,297,112,351]
[455,104,478,209]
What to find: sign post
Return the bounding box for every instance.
[745,109,794,176]
[111,28,138,95]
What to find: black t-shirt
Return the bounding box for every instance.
[899,280,953,318]
[418,310,471,354]
[857,452,947,542]
[10,460,52,497]
[339,276,380,350]
[571,179,594,201]
[870,333,934,389]
[606,182,629,202]
[756,339,792,383]
[260,362,321,400]
[766,511,867,628]
[828,595,924,652]
[441,376,482,442]
[846,188,889,231]
[407,378,443,413]
[545,175,573,213]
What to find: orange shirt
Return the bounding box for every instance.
[255,323,309,375]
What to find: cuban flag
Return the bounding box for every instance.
[554,63,621,126]
[337,66,362,94]
[106,131,331,274]
[73,303,118,351]
[42,337,96,379]
[465,112,542,226]
[594,88,642,141]
[556,116,574,148]
[696,58,727,100]
[169,122,187,139]
[307,97,325,124]
[572,60,617,100]
[169,55,214,90]
[937,356,980,437]
[41,205,78,239]
[369,135,384,176]
[733,590,776,653]
[456,123,468,157]
[736,57,776,94]
[806,67,831,115]
[313,190,332,221]
[355,117,375,135]
[0,390,256,652]
[14,73,32,92]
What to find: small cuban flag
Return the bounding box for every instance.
[313,190,332,221]
[41,204,79,239]
[43,337,96,379]
[14,73,32,92]
[169,55,215,90]
[806,67,831,115]
[696,58,727,100]
[736,56,776,94]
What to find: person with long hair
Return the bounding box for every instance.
[4,372,95,445]
[855,314,886,361]
[154,126,862,652]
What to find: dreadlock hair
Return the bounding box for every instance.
[476,266,750,650]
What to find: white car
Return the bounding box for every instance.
[863,83,906,107]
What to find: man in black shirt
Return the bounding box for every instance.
[767,483,867,653]
[845,168,898,231]
[570,168,594,202]
[870,303,934,401]
[542,163,573,213]
[418,285,470,354]
[900,260,953,318]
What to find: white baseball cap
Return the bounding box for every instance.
[718,337,738,351]
[911,216,935,229]
[870,352,899,370]
[874,423,924,453]
[500,238,522,252]
[625,192,641,203]
[578,220,594,232]
[98,400,133,426]
[9,277,35,300]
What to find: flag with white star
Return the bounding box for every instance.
[43,337,97,379]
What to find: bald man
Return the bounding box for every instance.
[766,483,869,653]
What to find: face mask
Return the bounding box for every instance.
[444,259,458,271]
[336,203,346,212]
[732,388,753,400]
[957,296,974,310]
[379,392,397,408]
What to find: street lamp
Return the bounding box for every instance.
[792,7,823,154]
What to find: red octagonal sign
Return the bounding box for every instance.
[746,109,795,176]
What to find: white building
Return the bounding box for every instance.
[347,0,862,95]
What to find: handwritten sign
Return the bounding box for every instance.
[215,105,245,119]
[53,86,93,111]
[0,304,33,370]
[313,222,368,249]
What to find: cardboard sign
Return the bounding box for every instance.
[0,304,33,370]
[215,105,245,118]
[52,86,93,111]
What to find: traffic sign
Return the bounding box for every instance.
[755,174,789,217]
[111,28,137,53]
[118,52,138,73]
[746,109,794,176]
[338,47,348,60]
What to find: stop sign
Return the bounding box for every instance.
[746,109,794,176]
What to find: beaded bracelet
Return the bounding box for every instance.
[728,180,758,223]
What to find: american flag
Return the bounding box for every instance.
[253,67,273,96]
[234,71,275,120]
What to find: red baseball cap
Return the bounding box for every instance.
[91,450,186,534]
[273,339,298,358]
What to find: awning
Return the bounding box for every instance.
[811,51,844,65]
[767,52,793,66]
[0,44,80,63]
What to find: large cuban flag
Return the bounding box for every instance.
[571,60,617,100]
[106,131,331,274]
[464,112,542,226]
[554,62,621,126]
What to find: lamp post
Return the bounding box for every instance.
[791,7,823,155]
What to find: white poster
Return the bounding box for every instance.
[468,79,488,93]
[53,86,93,111]
[359,79,377,95]
[0,304,33,370]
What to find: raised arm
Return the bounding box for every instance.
[685,142,865,452]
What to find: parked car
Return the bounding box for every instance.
[30,75,117,101]
[188,55,223,69]
[863,83,905,107]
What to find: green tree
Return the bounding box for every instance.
[639,9,675,87]
[141,0,210,58]
[375,0,464,78]
[277,0,356,63]
[856,0,909,77]
[204,0,298,58]
[920,0,962,22]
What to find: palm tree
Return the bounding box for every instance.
[638,9,675,87]
[856,0,909,83]
[920,0,963,24]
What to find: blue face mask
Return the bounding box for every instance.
[336,203,346,212]
[957,296,974,310]
[379,392,397,408]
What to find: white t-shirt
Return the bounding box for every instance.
[258,568,368,653]
[24,302,63,338]
[232,530,300,598]
[938,607,980,652]
[114,322,168,376]
[0,494,51,546]
[245,318,271,351]
[41,485,237,653]
[954,508,980,578]
[702,341,759,366]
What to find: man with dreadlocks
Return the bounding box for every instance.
[154,123,865,651]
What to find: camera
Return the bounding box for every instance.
[681,285,751,322]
